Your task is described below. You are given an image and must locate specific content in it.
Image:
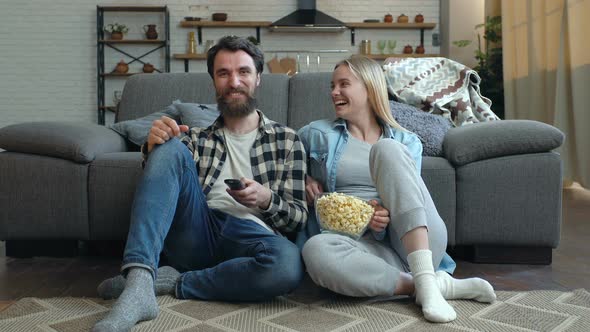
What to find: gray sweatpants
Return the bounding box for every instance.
[302,139,448,297]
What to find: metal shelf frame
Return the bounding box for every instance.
[96,6,170,125]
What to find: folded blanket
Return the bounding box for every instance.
[383,57,500,126]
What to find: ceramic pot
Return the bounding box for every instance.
[384,14,393,23]
[403,45,413,54]
[142,63,155,73]
[115,60,129,74]
[397,14,409,23]
[143,24,158,40]
[415,45,425,54]
[212,13,227,21]
[415,14,424,23]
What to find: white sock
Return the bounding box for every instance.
[436,271,496,303]
[407,250,456,323]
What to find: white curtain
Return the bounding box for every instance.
[502,0,589,187]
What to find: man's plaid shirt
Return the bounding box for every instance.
[176,111,308,234]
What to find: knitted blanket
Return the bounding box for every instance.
[383,57,500,126]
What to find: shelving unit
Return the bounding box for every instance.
[366,53,440,60]
[173,53,207,72]
[174,20,439,71]
[179,20,271,45]
[96,5,170,125]
[345,22,436,46]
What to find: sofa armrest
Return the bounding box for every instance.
[0,121,128,163]
[443,120,565,166]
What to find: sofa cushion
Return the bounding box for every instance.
[443,120,565,166]
[110,101,220,146]
[390,101,452,157]
[116,73,290,125]
[0,152,89,239]
[89,152,143,240]
[0,121,127,163]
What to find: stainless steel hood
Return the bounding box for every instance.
[270,0,347,32]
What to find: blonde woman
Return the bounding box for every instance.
[298,56,495,323]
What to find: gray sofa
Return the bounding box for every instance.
[0,72,565,263]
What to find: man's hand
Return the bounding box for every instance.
[368,200,390,232]
[226,177,272,210]
[147,116,189,152]
[305,175,323,206]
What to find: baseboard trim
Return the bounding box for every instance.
[5,240,79,258]
[448,245,553,265]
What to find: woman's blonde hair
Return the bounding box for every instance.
[335,56,404,130]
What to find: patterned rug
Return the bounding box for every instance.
[1,288,589,332]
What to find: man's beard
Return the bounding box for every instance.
[217,87,258,118]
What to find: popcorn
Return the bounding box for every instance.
[315,193,374,239]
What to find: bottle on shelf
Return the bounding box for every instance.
[188,32,196,54]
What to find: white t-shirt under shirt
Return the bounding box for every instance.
[206,127,272,232]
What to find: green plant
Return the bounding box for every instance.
[104,23,129,34]
[453,15,503,118]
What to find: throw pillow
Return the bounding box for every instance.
[109,102,180,146]
[390,101,453,157]
[109,101,220,146]
[176,103,220,128]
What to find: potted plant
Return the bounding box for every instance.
[104,23,129,40]
[453,15,504,119]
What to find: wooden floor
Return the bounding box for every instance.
[1,184,588,312]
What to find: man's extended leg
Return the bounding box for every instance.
[174,213,304,301]
[93,139,218,331]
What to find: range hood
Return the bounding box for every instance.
[270,0,347,32]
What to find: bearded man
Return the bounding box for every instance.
[93,36,308,332]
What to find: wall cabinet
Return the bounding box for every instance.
[96,6,170,125]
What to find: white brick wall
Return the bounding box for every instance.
[0,0,440,127]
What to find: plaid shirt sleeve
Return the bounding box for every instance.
[258,129,308,233]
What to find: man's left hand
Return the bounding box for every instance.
[226,177,272,210]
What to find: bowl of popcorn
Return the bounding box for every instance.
[314,192,375,240]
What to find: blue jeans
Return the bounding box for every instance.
[122,139,303,301]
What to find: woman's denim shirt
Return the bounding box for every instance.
[297,118,423,192]
[296,118,456,274]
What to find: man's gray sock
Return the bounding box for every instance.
[97,266,181,300]
[92,267,158,332]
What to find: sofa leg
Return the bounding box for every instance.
[5,240,79,258]
[448,245,553,265]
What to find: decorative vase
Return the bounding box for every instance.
[415,45,425,54]
[143,24,158,40]
[110,31,123,40]
[403,45,413,54]
[415,14,425,23]
[115,60,129,74]
[384,14,393,23]
[142,63,155,73]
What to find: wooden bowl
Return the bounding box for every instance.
[212,13,227,21]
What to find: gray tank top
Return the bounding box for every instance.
[335,135,380,201]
